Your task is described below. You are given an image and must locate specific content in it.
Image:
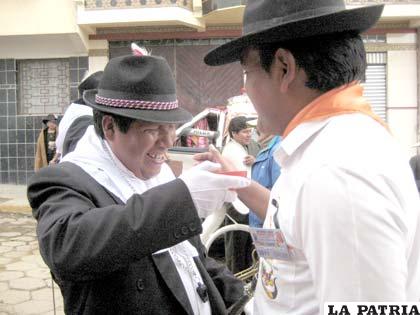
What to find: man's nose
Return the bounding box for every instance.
[158,131,175,147]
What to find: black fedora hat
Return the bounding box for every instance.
[78,71,103,97]
[83,55,192,124]
[42,114,58,125]
[204,0,384,66]
[75,70,103,105]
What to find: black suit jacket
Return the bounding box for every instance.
[62,115,93,157]
[410,154,420,193]
[27,162,243,314]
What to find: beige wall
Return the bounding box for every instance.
[0,0,78,36]
[87,40,109,73]
[387,33,418,156]
[77,5,204,30]
[388,109,418,156]
[88,55,108,73]
[0,34,88,59]
[0,0,89,59]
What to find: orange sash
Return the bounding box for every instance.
[283,82,389,138]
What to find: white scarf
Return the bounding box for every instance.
[62,125,175,202]
[62,126,211,315]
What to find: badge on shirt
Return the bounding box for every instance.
[250,228,291,260]
[260,258,278,300]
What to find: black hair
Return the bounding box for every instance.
[250,31,366,92]
[93,109,136,139]
[228,116,249,138]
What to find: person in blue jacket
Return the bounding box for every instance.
[249,135,281,228]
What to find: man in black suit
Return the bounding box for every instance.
[27,54,249,314]
[54,71,103,161]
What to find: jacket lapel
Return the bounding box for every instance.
[194,257,227,315]
[152,251,194,315]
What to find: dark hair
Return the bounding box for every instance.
[93,109,136,139]
[251,31,366,92]
[228,116,249,138]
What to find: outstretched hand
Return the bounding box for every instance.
[193,144,237,171]
[192,145,270,221]
[179,160,251,218]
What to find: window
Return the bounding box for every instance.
[362,34,386,43]
[362,53,387,121]
[17,59,70,115]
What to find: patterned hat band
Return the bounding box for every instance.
[95,95,179,110]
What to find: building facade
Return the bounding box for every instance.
[0,0,419,184]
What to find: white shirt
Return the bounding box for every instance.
[254,114,420,315]
[222,138,251,176]
[222,139,252,214]
[56,102,93,155]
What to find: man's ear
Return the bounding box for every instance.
[102,115,115,140]
[272,48,297,93]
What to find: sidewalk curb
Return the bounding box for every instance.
[0,204,32,213]
[0,184,31,214]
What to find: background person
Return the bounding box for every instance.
[249,133,281,228]
[27,54,249,314]
[54,71,103,160]
[201,0,420,313]
[223,116,259,174]
[222,116,260,274]
[34,113,58,171]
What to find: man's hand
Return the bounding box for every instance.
[179,160,251,218]
[193,144,237,171]
[193,145,270,221]
[49,152,61,165]
[243,155,255,166]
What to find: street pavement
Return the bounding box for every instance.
[0,186,64,315]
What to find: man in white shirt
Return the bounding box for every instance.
[222,116,260,273]
[199,0,420,313]
[222,116,259,176]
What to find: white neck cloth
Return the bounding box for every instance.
[62,125,174,202]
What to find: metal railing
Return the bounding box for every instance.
[83,0,420,16]
[201,0,420,15]
[84,0,193,10]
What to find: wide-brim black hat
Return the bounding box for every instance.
[42,114,58,125]
[83,55,192,124]
[204,0,384,66]
[75,70,104,105]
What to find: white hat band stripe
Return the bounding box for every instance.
[95,95,179,110]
